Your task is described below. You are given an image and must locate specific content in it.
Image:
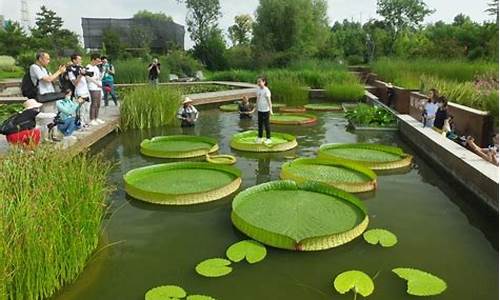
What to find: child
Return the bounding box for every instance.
[256,77,273,145]
[423,89,439,128]
[238,96,255,119]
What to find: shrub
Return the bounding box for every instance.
[1,147,112,300]
[326,82,365,102]
[345,103,396,127]
[163,51,203,77]
[205,69,259,83]
[225,46,254,70]
[269,78,309,106]
[120,86,182,129]
[114,58,170,84]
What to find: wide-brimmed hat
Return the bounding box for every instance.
[23,99,43,110]
[183,97,193,104]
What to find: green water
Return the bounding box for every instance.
[52,109,498,300]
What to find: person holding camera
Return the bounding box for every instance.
[148,58,161,85]
[86,54,105,126]
[67,53,91,128]
[55,89,86,139]
[30,52,66,98]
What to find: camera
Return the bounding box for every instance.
[82,67,94,77]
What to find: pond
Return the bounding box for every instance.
[51,108,498,300]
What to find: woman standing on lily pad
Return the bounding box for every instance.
[256,77,273,145]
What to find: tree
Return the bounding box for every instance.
[133,10,173,22]
[228,15,253,46]
[193,28,227,70]
[485,0,499,25]
[32,6,63,37]
[181,0,222,45]
[376,0,435,33]
[252,0,329,64]
[102,28,124,58]
[0,21,29,57]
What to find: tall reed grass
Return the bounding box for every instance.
[1,147,112,300]
[269,78,309,106]
[120,86,182,129]
[114,59,171,84]
[326,82,366,102]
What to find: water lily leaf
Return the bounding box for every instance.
[195,258,232,277]
[187,295,217,300]
[145,285,187,300]
[392,268,447,296]
[334,270,374,297]
[226,240,267,264]
[363,229,398,247]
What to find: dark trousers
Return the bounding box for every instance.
[89,90,102,120]
[258,111,271,139]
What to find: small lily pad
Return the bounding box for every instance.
[145,285,187,300]
[195,258,232,278]
[392,268,447,296]
[334,270,374,297]
[226,240,267,264]
[363,229,398,247]
[187,295,217,300]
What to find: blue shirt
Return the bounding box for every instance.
[56,98,79,121]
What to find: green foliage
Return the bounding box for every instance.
[376,0,435,33]
[1,147,112,300]
[333,270,375,297]
[193,28,228,71]
[226,240,267,264]
[0,22,29,57]
[195,258,232,277]
[102,28,124,59]
[163,51,203,76]
[345,104,397,127]
[392,268,447,296]
[269,78,309,106]
[326,82,365,102]
[0,104,23,123]
[186,296,216,300]
[134,10,173,22]
[225,46,254,70]
[228,15,253,46]
[120,86,182,129]
[145,285,187,300]
[363,229,398,247]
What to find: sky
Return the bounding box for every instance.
[0,0,496,49]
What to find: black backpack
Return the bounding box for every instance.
[59,69,75,94]
[0,113,22,135]
[21,70,37,99]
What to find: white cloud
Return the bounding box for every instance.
[0,0,495,50]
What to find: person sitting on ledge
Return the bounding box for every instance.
[422,88,439,128]
[433,97,449,131]
[238,96,255,120]
[466,133,499,166]
[2,99,43,148]
[177,97,199,127]
[55,89,86,139]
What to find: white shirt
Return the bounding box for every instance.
[30,64,55,95]
[424,102,438,118]
[85,64,102,91]
[68,67,90,98]
[256,86,271,112]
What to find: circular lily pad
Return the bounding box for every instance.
[141,135,219,159]
[195,258,232,277]
[124,162,241,205]
[231,180,369,251]
[219,103,239,112]
[280,106,306,113]
[304,103,342,112]
[270,113,317,125]
[318,143,413,170]
[280,158,377,193]
[145,285,187,300]
[230,130,298,153]
[206,154,237,165]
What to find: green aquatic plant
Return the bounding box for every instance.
[195,258,233,278]
[186,296,216,300]
[226,240,267,264]
[334,270,375,299]
[344,104,396,128]
[280,158,377,193]
[124,162,242,205]
[363,229,398,247]
[304,103,342,112]
[269,77,309,106]
[325,82,365,102]
[392,268,447,296]
[1,146,112,300]
[318,143,412,171]
[145,285,187,300]
[230,130,298,153]
[120,86,182,130]
[140,135,219,159]
[231,180,369,251]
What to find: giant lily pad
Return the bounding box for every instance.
[145,285,187,300]
[187,296,216,300]
[318,143,412,170]
[334,270,374,297]
[140,135,219,159]
[230,130,298,153]
[392,268,447,296]
[196,258,232,278]
[124,162,241,205]
[206,154,237,165]
[304,103,342,112]
[231,180,369,251]
[226,240,267,264]
[280,158,377,193]
[270,113,317,125]
[363,229,398,247]
[280,106,306,113]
